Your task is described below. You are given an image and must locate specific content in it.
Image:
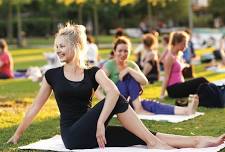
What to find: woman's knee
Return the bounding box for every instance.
[198,77,208,83]
[113,95,129,114]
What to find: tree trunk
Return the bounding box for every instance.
[16,1,23,47]
[188,0,193,30]
[147,2,152,28]
[7,0,13,43]
[78,4,83,24]
[93,2,99,44]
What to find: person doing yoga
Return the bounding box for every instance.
[160,31,208,99]
[8,23,225,150]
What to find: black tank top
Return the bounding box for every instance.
[147,60,159,76]
[45,66,100,127]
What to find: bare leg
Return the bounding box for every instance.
[117,106,173,149]
[156,133,225,148]
[132,97,143,113]
[132,97,154,115]
[174,94,199,115]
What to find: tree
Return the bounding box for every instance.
[146,0,167,27]
[6,0,32,47]
[208,0,225,26]
[58,0,100,41]
[7,0,13,43]
[57,0,86,24]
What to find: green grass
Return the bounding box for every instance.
[11,48,52,70]
[8,36,140,48]
[96,35,141,44]
[0,47,225,151]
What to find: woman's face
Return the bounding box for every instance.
[177,39,188,52]
[54,35,76,63]
[114,43,129,62]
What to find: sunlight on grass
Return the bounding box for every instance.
[195,47,214,56]
[11,48,52,55]
[14,55,45,63]
[0,98,58,129]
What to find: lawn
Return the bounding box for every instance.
[8,35,141,48]
[0,46,225,151]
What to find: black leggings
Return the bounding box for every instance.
[167,77,208,98]
[61,95,156,149]
[0,72,10,79]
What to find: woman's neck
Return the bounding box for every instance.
[144,46,152,52]
[64,60,81,71]
[115,58,126,66]
[171,47,179,56]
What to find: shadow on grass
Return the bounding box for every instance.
[0,117,60,152]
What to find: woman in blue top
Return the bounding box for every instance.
[8,23,225,150]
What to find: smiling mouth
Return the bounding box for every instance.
[57,53,65,58]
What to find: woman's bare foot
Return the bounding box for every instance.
[187,94,199,115]
[147,141,175,150]
[195,134,225,148]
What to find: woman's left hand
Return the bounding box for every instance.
[96,122,107,148]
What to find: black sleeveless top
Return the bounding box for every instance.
[147,60,159,76]
[45,66,100,128]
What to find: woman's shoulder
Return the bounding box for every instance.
[147,51,157,58]
[127,60,135,64]
[0,51,9,58]
[86,66,100,70]
[44,67,63,85]
[103,59,116,68]
[165,51,174,59]
[85,66,100,75]
[127,60,138,67]
[45,66,62,75]
[104,59,115,64]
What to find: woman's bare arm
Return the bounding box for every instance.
[160,55,173,98]
[127,66,148,85]
[95,69,120,148]
[7,78,52,144]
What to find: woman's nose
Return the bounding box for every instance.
[55,47,61,53]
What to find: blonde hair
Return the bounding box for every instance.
[55,23,87,67]
[168,31,189,50]
[0,39,8,53]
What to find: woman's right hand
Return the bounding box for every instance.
[96,121,107,148]
[7,133,21,144]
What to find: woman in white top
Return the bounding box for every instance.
[84,35,99,67]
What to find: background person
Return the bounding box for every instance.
[0,39,14,79]
[84,35,99,67]
[140,33,160,83]
[160,31,208,99]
